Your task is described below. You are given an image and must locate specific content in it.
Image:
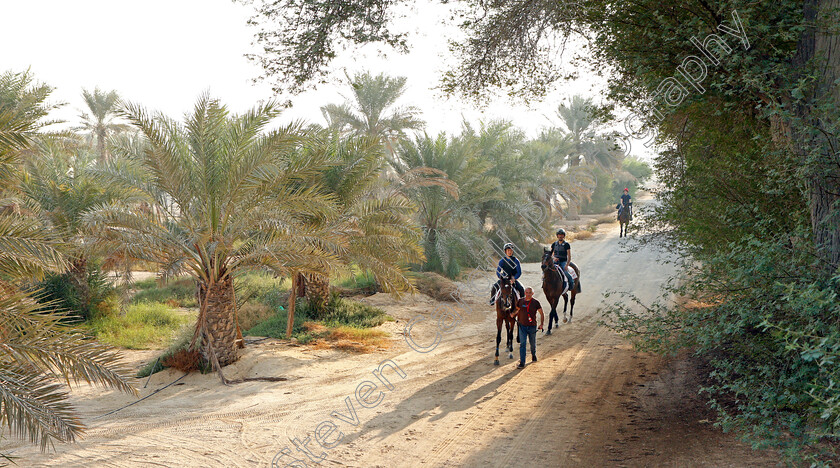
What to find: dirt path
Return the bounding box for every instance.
[6,201,778,467]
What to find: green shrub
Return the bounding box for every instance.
[37,264,119,321]
[245,294,388,339]
[90,302,192,350]
[336,268,377,291]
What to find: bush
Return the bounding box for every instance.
[601,226,840,463]
[90,302,192,350]
[245,294,389,340]
[36,265,120,321]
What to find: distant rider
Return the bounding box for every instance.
[490,243,525,305]
[616,187,632,220]
[549,229,575,290]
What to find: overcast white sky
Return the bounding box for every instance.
[2,0,612,139]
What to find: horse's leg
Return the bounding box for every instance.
[547,295,558,334]
[495,317,502,365]
[506,318,514,359]
[562,293,569,323]
[569,291,576,322]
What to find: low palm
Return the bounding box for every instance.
[300,133,425,308]
[86,95,341,366]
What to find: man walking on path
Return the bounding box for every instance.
[512,287,544,369]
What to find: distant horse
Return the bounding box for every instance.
[494,279,517,365]
[541,248,581,334]
[618,204,631,238]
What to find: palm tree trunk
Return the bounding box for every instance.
[68,256,90,312]
[197,275,240,367]
[305,273,330,314]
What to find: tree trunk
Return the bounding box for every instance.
[197,275,240,367]
[791,0,840,268]
[305,273,330,312]
[68,256,90,313]
[97,127,108,164]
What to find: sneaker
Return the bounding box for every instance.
[516,362,525,369]
[532,355,538,362]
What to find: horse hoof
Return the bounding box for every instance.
[494,360,500,366]
[562,317,568,323]
[546,329,552,335]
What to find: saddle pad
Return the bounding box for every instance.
[566,266,578,280]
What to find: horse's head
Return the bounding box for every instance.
[541,247,551,271]
[498,281,515,310]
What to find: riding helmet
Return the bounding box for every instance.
[556,228,566,236]
[503,242,515,251]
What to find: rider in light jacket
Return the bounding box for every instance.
[490,243,525,305]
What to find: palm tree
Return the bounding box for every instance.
[391,133,498,277]
[321,71,424,151]
[297,132,425,309]
[556,95,599,168]
[85,95,342,367]
[0,69,134,457]
[76,87,130,163]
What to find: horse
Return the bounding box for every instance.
[494,279,517,365]
[618,204,631,238]
[541,248,581,334]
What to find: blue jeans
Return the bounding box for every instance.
[557,261,575,290]
[519,324,537,364]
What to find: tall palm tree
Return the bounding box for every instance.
[0,69,134,457]
[556,95,599,168]
[298,132,425,309]
[85,95,342,367]
[321,71,424,151]
[76,87,129,163]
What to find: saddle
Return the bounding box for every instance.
[554,264,578,293]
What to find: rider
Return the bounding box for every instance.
[549,229,576,290]
[616,187,632,220]
[490,243,525,305]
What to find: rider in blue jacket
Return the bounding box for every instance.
[490,243,525,305]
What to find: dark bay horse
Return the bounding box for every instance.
[494,279,517,365]
[618,205,630,238]
[541,248,581,334]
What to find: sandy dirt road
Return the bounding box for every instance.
[6,205,779,467]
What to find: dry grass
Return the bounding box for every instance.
[237,302,274,331]
[596,214,617,225]
[300,322,390,353]
[569,230,594,241]
[411,271,458,301]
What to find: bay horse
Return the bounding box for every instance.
[618,205,630,238]
[494,279,517,365]
[541,248,581,334]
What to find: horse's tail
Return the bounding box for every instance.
[569,262,581,293]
